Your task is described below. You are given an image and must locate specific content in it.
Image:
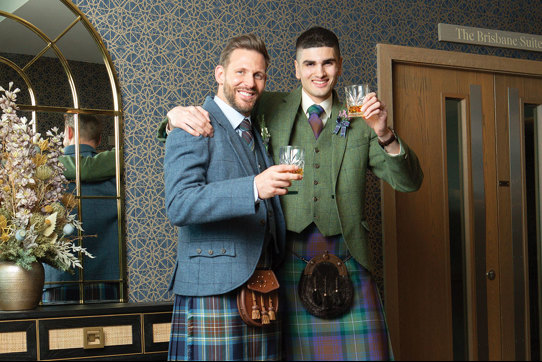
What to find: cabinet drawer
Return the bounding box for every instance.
[0,320,37,360]
[143,312,171,353]
[38,314,142,360]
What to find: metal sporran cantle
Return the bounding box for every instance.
[237,269,280,327]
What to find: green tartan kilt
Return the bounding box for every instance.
[278,225,393,361]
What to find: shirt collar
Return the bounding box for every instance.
[214,95,251,129]
[301,88,333,124]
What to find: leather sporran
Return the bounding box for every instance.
[298,251,354,319]
[237,270,279,327]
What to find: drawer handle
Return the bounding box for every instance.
[83,327,105,349]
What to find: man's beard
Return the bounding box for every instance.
[223,83,257,116]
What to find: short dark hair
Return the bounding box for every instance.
[219,33,270,69]
[64,113,102,144]
[295,27,341,58]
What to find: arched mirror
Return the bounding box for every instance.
[0,0,125,304]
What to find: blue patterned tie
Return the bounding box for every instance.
[238,118,255,151]
[307,104,325,139]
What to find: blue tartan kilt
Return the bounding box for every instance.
[278,224,393,361]
[168,291,281,361]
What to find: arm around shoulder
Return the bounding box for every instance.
[156,118,169,143]
[60,149,116,182]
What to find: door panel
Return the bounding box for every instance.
[494,74,542,360]
[386,61,542,360]
[391,64,496,360]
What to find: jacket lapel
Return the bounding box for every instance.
[253,126,272,169]
[330,91,347,190]
[203,97,254,176]
[253,113,285,256]
[268,87,303,160]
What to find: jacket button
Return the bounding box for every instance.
[208,250,214,255]
[221,248,226,254]
[314,164,320,169]
[314,180,318,185]
[313,197,318,202]
[315,147,320,153]
[260,219,266,225]
[196,248,202,254]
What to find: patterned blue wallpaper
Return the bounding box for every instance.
[71,0,542,302]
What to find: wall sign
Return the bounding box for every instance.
[438,23,542,52]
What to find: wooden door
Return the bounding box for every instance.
[493,74,542,361]
[378,45,542,361]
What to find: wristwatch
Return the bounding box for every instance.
[378,128,397,148]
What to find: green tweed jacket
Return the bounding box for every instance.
[254,86,423,271]
[60,149,116,182]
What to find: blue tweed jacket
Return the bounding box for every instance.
[164,96,286,297]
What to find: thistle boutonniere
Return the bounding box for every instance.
[258,114,271,151]
[333,109,351,138]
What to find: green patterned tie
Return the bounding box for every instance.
[307,104,325,139]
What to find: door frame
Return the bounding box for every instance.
[377,44,542,360]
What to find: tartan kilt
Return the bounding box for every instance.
[278,224,393,361]
[168,291,281,361]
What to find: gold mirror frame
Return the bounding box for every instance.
[0,0,126,303]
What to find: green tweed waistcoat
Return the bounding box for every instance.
[282,107,342,236]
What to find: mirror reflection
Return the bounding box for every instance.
[0,0,124,304]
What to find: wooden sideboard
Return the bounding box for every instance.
[0,302,172,361]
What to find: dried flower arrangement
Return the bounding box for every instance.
[0,83,92,271]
